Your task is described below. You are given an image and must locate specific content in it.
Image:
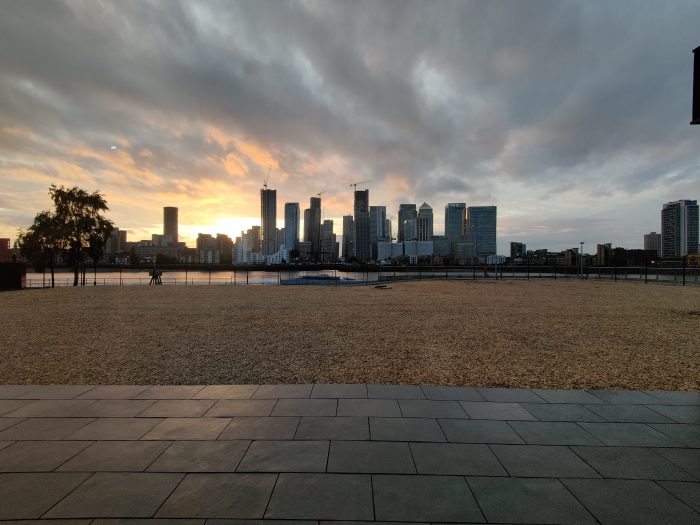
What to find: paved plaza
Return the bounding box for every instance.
[0,384,698,524]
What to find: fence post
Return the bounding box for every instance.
[614,263,617,282]
[683,256,687,286]
[645,260,648,284]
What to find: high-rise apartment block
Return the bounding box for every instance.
[510,242,526,258]
[397,204,417,243]
[163,207,178,243]
[321,220,339,262]
[284,203,300,251]
[369,205,387,260]
[354,190,371,262]
[643,232,661,256]
[260,188,277,255]
[661,200,699,257]
[304,196,322,261]
[417,202,433,241]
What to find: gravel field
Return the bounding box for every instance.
[1,280,698,390]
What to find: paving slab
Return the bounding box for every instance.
[18,385,96,400]
[295,417,369,440]
[137,400,216,418]
[327,441,415,474]
[141,418,230,440]
[644,390,700,405]
[77,385,152,399]
[0,418,24,432]
[398,400,468,418]
[194,385,259,400]
[409,442,506,476]
[58,441,171,472]
[586,390,657,404]
[519,403,605,422]
[367,384,425,399]
[370,417,445,442]
[157,473,276,518]
[477,387,546,403]
[6,520,94,525]
[421,385,484,401]
[66,418,164,440]
[652,448,700,478]
[148,441,251,472]
[532,389,607,404]
[0,472,90,519]
[265,473,373,520]
[93,520,204,525]
[337,399,401,417]
[491,444,600,478]
[218,417,299,440]
[507,421,604,445]
[135,386,206,399]
[237,440,328,472]
[252,385,312,399]
[458,402,537,421]
[4,400,98,418]
[650,423,700,447]
[469,476,596,524]
[657,481,700,514]
[571,446,696,481]
[585,404,675,423]
[0,400,34,416]
[310,384,367,399]
[271,399,336,417]
[0,441,90,472]
[205,400,277,417]
[72,400,156,417]
[0,385,39,399]
[563,478,700,525]
[579,422,682,447]
[46,472,183,518]
[208,521,314,525]
[0,418,94,440]
[438,419,525,444]
[646,404,700,424]
[373,474,483,522]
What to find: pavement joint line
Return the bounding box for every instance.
[50,439,98,472]
[143,439,175,472]
[462,474,487,523]
[261,472,280,519]
[653,479,700,517]
[151,471,187,518]
[39,470,96,519]
[557,476,602,524]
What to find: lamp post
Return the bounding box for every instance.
[579,242,584,278]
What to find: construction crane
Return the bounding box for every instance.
[316,191,326,198]
[262,166,272,189]
[349,179,369,191]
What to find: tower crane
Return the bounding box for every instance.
[316,191,326,198]
[262,166,272,189]
[349,180,369,191]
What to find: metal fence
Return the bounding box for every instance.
[24,264,700,288]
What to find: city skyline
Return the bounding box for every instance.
[1,2,699,253]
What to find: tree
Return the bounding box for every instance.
[16,211,63,287]
[49,185,113,286]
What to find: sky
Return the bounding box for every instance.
[1,0,699,254]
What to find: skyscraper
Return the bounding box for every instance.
[643,232,661,256]
[417,202,433,241]
[321,220,338,262]
[369,205,387,260]
[397,204,417,243]
[354,190,371,262]
[510,242,526,258]
[304,196,322,261]
[260,188,277,255]
[444,203,466,256]
[661,200,699,257]
[163,207,178,243]
[466,206,497,257]
[284,203,300,251]
[342,215,355,260]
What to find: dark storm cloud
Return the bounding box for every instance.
[1,0,699,250]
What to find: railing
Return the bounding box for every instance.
[23,265,700,288]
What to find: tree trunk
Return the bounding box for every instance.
[73,265,79,286]
[50,251,55,288]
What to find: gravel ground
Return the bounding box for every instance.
[1,280,698,390]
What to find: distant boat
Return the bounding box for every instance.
[280,275,364,286]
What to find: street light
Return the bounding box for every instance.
[580,242,584,278]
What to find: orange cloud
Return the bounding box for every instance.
[223,152,248,178]
[385,171,411,193]
[234,138,279,170]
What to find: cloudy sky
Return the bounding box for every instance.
[1,0,698,253]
